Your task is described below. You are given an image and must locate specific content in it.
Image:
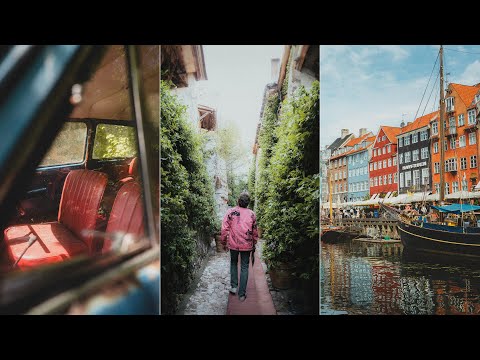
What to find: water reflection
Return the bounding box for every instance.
[321,240,480,315]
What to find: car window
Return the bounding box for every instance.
[92,124,137,160]
[39,122,87,167]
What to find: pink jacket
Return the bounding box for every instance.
[221,206,258,251]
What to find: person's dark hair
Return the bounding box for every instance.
[238,191,250,208]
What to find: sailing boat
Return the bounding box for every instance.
[398,45,480,257]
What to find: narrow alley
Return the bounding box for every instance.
[180,241,279,315]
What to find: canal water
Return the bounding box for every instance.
[321,239,480,315]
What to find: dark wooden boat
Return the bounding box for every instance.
[321,225,358,243]
[398,220,480,257]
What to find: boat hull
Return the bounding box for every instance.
[398,221,480,257]
[321,228,357,243]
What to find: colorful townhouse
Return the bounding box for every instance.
[397,112,436,194]
[325,129,354,204]
[346,133,375,202]
[431,83,480,194]
[369,125,401,197]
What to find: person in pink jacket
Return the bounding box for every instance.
[221,192,258,301]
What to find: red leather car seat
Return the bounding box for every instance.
[102,181,144,253]
[4,170,108,269]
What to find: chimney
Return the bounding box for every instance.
[407,121,412,125]
[359,128,367,137]
[341,129,349,138]
[400,121,405,128]
[271,58,280,84]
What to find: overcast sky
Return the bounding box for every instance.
[321,45,480,148]
[199,45,284,160]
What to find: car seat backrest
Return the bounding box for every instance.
[58,169,108,254]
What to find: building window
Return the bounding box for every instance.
[405,151,411,163]
[348,156,352,164]
[388,174,392,184]
[444,140,448,151]
[412,149,419,161]
[462,179,468,191]
[471,155,477,168]
[400,172,404,188]
[383,135,386,141]
[374,177,378,186]
[356,168,359,176]
[461,157,467,170]
[373,149,377,157]
[446,97,455,112]
[468,109,476,125]
[413,170,420,186]
[458,113,465,126]
[387,144,391,153]
[434,162,440,174]
[469,132,477,145]
[405,171,412,187]
[339,184,342,192]
[459,135,466,147]
[420,130,428,141]
[374,162,377,170]
[334,160,338,168]
[404,135,411,146]
[388,158,392,167]
[383,175,387,185]
[412,132,418,143]
[343,170,347,178]
[382,147,386,155]
[378,161,382,170]
[449,116,456,128]
[421,147,428,159]
[379,176,383,185]
[349,170,352,177]
[433,141,438,153]
[422,168,429,185]
[445,182,450,195]
[452,181,459,193]
[383,160,387,168]
[398,137,403,147]
[364,152,367,161]
[450,137,456,149]
[432,121,438,135]
[393,156,397,166]
[394,173,398,183]
[343,157,346,165]
[370,163,373,171]
[445,158,458,172]
[370,178,373,188]
[399,153,403,164]
[435,183,440,194]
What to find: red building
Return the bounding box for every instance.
[369,125,402,196]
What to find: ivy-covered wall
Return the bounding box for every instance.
[254,81,320,313]
[160,80,217,314]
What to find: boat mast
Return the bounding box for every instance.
[329,165,333,224]
[439,45,446,203]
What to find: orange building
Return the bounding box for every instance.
[431,83,480,195]
[369,125,401,196]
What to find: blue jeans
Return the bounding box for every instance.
[230,250,250,297]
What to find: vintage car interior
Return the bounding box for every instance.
[0,46,155,275]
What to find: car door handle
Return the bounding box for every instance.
[26,187,47,196]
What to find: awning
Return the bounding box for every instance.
[431,204,480,214]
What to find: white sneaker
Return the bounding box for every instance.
[229,287,237,294]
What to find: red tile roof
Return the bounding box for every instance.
[400,110,439,134]
[450,83,480,108]
[380,125,402,144]
[330,133,374,160]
